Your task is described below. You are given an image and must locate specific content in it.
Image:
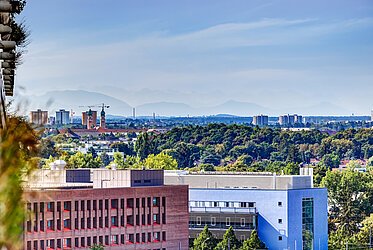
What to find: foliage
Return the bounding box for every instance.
[90,244,104,250]
[192,225,217,250]
[241,230,267,250]
[0,117,39,249]
[144,152,178,170]
[321,168,373,236]
[67,152,101,169]
[215,226,241,250]
[132,124,372,172]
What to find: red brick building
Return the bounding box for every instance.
[24,170,189,250]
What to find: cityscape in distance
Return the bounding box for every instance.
[0,1,373,250]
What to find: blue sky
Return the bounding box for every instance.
[15,0,373,114]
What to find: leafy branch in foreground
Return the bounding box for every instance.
[0,116,39,249]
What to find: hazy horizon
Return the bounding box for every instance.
[13,0,373,115]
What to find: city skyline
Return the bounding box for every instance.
[15,0,373,115]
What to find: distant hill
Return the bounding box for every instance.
[292,102,352,116]
[207,100,273,116]
[24,90,133,116]
[19,90,354,117]
[136,102,196,116]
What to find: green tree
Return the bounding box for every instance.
[68,152,101,169]
[321,168,372,235]
[144,152,178,170]
[100,152,110,167]
[215,227,241,250]
[192,225,217,250]
[135,132,155,160]
[90,244,104,250]
[320,153,340,169]
[241,230,266,250]
[351,214,373,247]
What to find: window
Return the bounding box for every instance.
[105,199,109,210]
[111,216,118,227]
[240,218,245,227]
[226,217,230,226]
[240,235,245,241]
[112,235,119,244]
[211,217,216,226]
[162,197,166,207]
[153,214,160,224]
[75,238,79,248]
[225,202,230,207]
[105,235,109,245]
[278,236,283,241]
[127,215,134,226]
[63,219,71,229]
[154,232,160,241]
[127,198,134,208]
[136,233,140,243]
[47,220,54,230]
[153,197,160,206]
[47,202,54,212]
[63,201,71,211]
[81,237,85,247]
[302,198,314,250]
[196,216,202,225]
[148,232,152,242]
[278,202,282,207]
[128,234,134,243]
[142,233,146,243]
[248,202,255,208]
[278,219,283,224]
[162,231,166,241]
[80,200,85,211]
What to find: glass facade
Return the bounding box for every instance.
[302,198,314,250]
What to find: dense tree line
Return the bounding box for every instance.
[133,124,373,171]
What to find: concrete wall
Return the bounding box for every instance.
[165,173,312,190]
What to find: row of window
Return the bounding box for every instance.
[28,197,165,213]
[190,217,255,229]
[190,201,284,208]
[26,232,167,250]
[190,201,255,208]
[27,212,165,232]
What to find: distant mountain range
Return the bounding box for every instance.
[19,90,352,117]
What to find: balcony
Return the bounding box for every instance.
[189,206,256,214]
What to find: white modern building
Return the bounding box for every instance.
[165,170,328,250]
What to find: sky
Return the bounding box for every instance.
[14,0,373,115]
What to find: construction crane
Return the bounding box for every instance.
[79,104,110,129]
[79,103,110,110]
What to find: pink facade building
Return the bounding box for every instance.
[23,170,189,250]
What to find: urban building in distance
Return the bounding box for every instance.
[165,169,328,250]
[30,109,48,125]
[24,169,189,250]
[100,107,106,129]
[252,115,269,126]
[55,109,70,125]
[279,114,303,126]
[82,109,97,129]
